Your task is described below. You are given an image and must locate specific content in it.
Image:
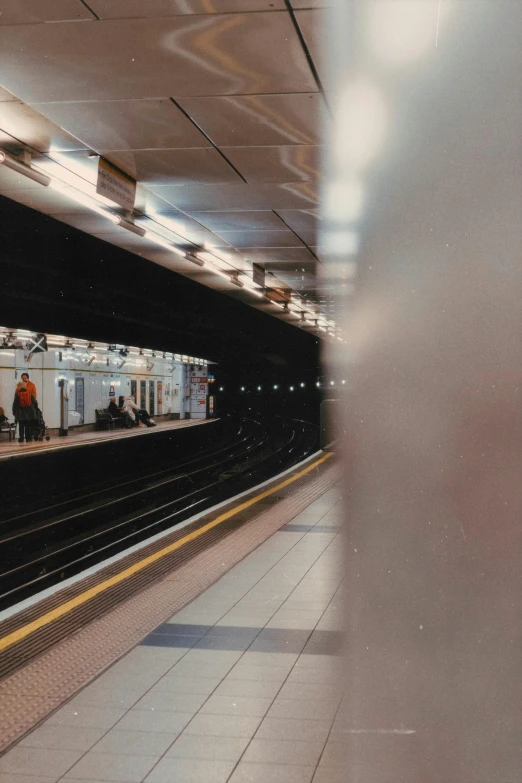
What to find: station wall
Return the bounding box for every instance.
[0,348,210,429]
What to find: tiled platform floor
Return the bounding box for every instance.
[0,417,215,460]
[0,481,348,783]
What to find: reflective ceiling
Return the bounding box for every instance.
[0,0,335,337]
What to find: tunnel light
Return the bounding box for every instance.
[219,386,224,391]
[257,386,262,391]
[342,380,346,385]
[240,386,245,391]
[300,382,305,387]
[330,381,335,385]
[290,386,294,391]
[316,382,321,387]
[112,215,146,237]
[273,384,279,390]
[0,150,51,187]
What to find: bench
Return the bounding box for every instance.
[95,409,125,431]
[0,421,16,441]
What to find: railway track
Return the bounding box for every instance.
[0,415,318,609]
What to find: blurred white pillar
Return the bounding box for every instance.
[322,1,522,780]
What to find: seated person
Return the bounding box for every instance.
[0,406,9,426]
[121,395,156,428]
[107,399,121,419]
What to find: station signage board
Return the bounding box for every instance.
[252,264,265,288]
[96,158,136,211]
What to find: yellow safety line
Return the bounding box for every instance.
[0,452,332,652]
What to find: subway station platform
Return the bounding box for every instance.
[0,418,215,461]
[0,453,345,782]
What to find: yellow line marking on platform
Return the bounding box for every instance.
[0,452,332,653]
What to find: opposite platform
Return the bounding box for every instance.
[0,418,215,461]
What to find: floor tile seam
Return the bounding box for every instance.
[85,509,331,782]
[222,524,344,780]
[139,504,341,782]
[309,683,346,776]
[1,467,341,754]
[193,480,336,626]
[231,508,339,609]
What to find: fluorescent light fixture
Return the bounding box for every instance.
[243,285,264,298]
[198,251,230,268]
[205,262,244,286]
[112,215,146,237]
[145,229,189,259]
[48,180,115,219]
[0,150,51,187]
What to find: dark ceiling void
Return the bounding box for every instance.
[0,196,319,375]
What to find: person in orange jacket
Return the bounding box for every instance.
[21,372,37,400]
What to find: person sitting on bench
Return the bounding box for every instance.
[121,395,156,428]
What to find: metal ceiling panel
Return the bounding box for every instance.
[290,229,316,245]
[178,93,324,146]
[89,0,285,18]
[0,15,315,103]
[52,212,121,234]
[0,87,17,102]
[0,0,94,24]
[150,182,319,210]
[0,185,88,212]
[0,102,87,153]
[134,184,181,213]
[276,208,320,233]
[290,0,331,8]
[215,229,305,248]
[294,10,326,87]
[187,211,284,231]
[104,148,242,185]
[139,214,231,249]
[30,99,210,152]
[0,165,51,191]
[223,145,320,182]
[239,247,316,264]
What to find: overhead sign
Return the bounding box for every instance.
[96,158,136,211]
[25,333,48,356]
[265,288,287,304]
[252,264,265,288]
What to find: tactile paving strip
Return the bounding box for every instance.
[0,456,341,754]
